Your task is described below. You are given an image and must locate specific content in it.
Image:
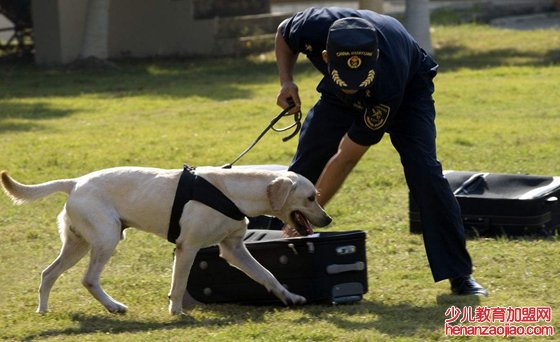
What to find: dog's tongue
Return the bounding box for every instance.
[295,211,314,236]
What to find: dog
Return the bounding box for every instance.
[1,166,332,315]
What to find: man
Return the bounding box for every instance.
[275,7,487,296]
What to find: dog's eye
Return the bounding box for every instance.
[307,195,315,202]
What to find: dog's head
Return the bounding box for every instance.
[267,172,332,235]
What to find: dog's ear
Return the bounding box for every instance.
[267,176,295,211]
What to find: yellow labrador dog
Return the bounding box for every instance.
[1,166,331,315]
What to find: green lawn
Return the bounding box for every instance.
[1,24,559,341]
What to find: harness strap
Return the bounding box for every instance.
[167,165,245,243]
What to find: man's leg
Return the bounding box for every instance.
[389,88,474,283]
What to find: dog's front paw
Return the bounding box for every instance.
[283,292,307,306]
[169,301,184,315]
[107,302,128,314]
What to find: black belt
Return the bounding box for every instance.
[167,165,246,243]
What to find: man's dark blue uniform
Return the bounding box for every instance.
[277,7,486,292]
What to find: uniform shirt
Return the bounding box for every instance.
[280,7,438,145]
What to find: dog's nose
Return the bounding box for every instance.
[319,215,332,227]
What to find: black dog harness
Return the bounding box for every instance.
[167,165,246,243]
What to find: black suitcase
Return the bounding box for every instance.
[409,171,560,237]
[186,229,368,305]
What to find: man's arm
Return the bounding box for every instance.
[315,134,369,207]
[275,20,301,113]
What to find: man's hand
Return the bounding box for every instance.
[277,81,301,113]
[282,223,303,237]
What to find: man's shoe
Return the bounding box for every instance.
[450,276,488,297]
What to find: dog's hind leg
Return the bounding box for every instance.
[219,232,306,306]
[37,209,90,314]
[77,213,128,314]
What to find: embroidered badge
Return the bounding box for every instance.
[364,104,390,130]
[347,56,362,69]
[331,69,348,87]
[359,69,375,88]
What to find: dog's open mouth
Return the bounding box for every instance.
[290,210,314,236]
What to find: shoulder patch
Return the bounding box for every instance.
[364,104,391,130]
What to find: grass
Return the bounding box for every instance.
[1,24,559,341]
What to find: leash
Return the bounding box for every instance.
[222,102,302,169]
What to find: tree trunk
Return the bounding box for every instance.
[404,0,433,56]
[80,0,110,59]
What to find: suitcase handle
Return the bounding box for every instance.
[454,173,489,195]
[326,261,365,274]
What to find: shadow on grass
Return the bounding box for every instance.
[20,307,276,341]
[0,56,316,133]
[20,296,481,340]
[300,296,481,336]
[19,313,195,341]
[0,101,75,133]
[0,56,318,101]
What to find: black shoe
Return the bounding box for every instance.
[450,276,488,297]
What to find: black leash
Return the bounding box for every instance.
[222,102,302,169]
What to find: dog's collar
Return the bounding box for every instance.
[167,165,246,243]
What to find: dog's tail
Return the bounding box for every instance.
[1,171,76,205]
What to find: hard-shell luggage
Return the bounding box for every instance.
[409,171,560,237]
[186,229,368,305]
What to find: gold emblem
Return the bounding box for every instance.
[364,104,390,130]
[347,56,362,69]
[359,69,375,88]
[305,44,313,52]
[331,69,348,87]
